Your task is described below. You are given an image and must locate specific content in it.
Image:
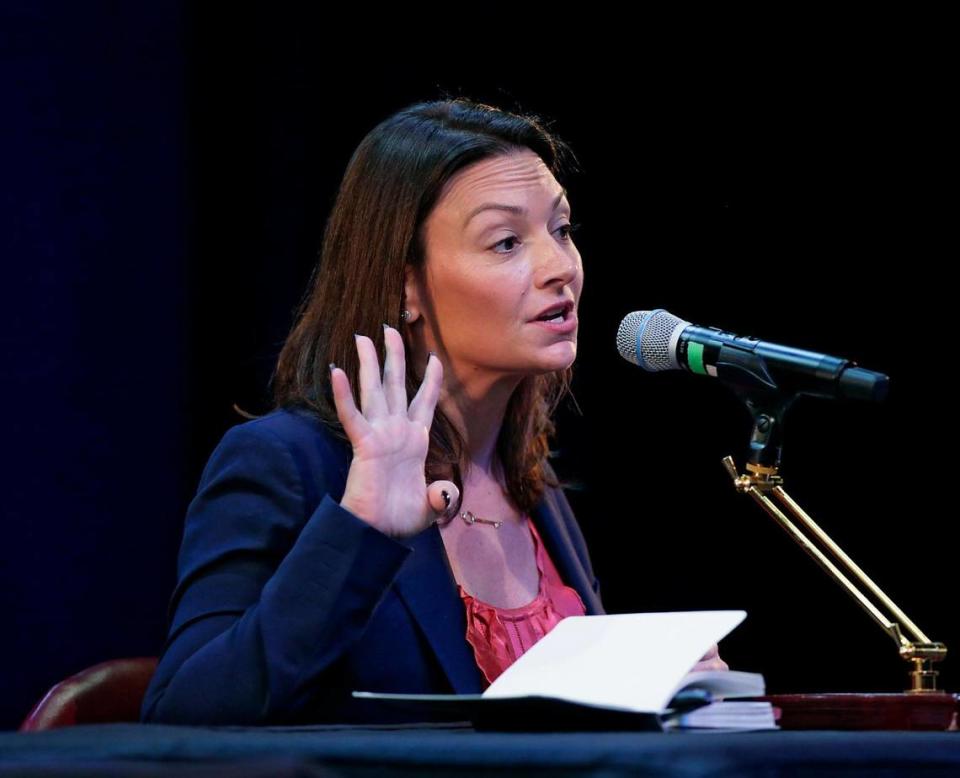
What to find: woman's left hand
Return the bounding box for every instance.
[690,643,729,673]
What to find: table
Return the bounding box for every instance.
[3,722,960,777]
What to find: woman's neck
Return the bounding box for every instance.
[437,368,520,480]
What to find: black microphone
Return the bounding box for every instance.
[616,309,889,403]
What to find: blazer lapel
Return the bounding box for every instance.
[393,523,485,694]
[530,488,605,616]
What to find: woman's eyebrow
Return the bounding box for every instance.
[463,188,569,228]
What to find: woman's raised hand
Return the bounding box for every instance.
[330,324,460,541]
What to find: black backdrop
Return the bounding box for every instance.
[2,5,954,730]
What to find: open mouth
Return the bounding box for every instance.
[537,310,567,324]
[533,302,573,323]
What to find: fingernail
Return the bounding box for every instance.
[329,362,336,372]
[428,350,436,361]
[382,322,389,331]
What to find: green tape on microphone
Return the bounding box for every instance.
[687,342,708,375]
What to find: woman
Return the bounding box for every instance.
[141,98,724,726]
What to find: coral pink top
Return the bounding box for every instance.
[456,516,586,688]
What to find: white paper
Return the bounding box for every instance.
[672,701,777,730]
[480,610,747,713]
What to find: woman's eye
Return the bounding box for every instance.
[492,236,520,253]
[491,222,580,254]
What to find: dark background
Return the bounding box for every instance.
[2,6,953,729]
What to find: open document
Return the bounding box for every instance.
[354,610,776,731]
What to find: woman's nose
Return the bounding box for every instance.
[537,238,580,286]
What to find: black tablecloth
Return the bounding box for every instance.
[3,722,960,777]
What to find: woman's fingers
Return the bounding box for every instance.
[700,644,720,662]
[333,330,438,435]
[329,364,370,442]
[381,325,408,415]
[409,352,442,429]
[691,644,729,673]
[354,333,388,419]
[692,656,729,673]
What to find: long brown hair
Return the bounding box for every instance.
[270,97,582,516]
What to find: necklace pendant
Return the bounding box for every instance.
[460,510,502,529]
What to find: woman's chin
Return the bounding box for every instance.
[530,343,577,373]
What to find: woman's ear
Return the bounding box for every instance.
[402,264,422,324]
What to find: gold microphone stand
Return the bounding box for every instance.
[633,318,956,727]
[721,390,954,729]
[721,455,946,694]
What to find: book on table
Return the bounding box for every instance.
[353,610,776,731]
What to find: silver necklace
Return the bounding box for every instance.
[458,510,503,529]
[438,489,504,528]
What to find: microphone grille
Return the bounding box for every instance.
[616,309,689,371]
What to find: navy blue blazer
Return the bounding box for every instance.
[141,406,604,725]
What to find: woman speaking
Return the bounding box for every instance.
[141,97,725,726]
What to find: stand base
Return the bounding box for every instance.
[755,693,959,731]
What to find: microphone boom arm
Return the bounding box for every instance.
[722,452,946,693]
